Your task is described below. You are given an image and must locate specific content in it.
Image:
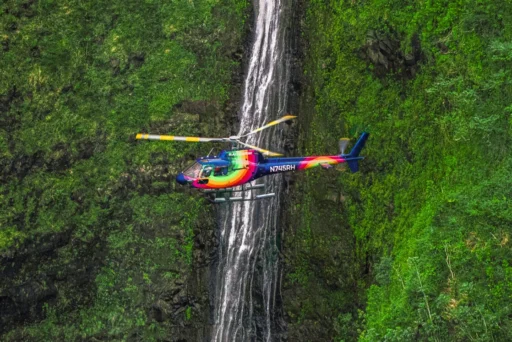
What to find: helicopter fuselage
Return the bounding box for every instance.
[176,148,364,190]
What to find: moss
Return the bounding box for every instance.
[0,0,248,339]
[286,0,512,340]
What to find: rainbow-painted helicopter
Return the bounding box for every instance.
[136,116,369,203]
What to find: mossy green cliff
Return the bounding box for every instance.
[284,0,512,341]
[0,0,248,340]
[2,0,512,341]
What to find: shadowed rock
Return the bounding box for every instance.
[361,30,423,79]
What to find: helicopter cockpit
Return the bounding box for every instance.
[182,162,203,178]
[181,160,230,180]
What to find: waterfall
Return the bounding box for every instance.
[212,0,291,340]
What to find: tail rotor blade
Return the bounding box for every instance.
[339,138,350,155]
[241,115,296,137]
[136,134,225,143]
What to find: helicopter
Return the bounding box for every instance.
[136,115,369,203]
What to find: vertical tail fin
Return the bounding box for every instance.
[347,132,369,158]
[347,160,359,173]
[345,132,369,173]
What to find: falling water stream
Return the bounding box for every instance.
[212,0,292,340]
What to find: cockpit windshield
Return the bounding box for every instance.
[182,162,216,179]
[183,162,202,178]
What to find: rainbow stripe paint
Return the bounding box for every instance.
[298,156,345,170]
[191,150,259,189]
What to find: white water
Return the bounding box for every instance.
[212,0,291,340]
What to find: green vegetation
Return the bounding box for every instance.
[0,0,247,339]
[3,0,512,340]
[287,0,512,340]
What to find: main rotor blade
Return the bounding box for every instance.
[240,115,296,137]
[136,134,225,143]
[237,141,283,157]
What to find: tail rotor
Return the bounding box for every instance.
[339,138,350,155]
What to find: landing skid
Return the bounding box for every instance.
[201,183,275,203]
[212,193,275,203]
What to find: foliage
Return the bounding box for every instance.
[287,0,512,340]
[0,0,247,339]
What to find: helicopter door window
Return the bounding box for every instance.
[201,166,213,178]
[214,166,228,176]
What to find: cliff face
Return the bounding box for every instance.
[4,1,512,341]
[283,1,512,341]
[280,15,364,338]
[0,1,249,340]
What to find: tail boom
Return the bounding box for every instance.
[257,132,369,176]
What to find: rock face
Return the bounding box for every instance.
[361,30,423,79]
[0,91,244,342]
[0,231,98,334]
[0,112,229,341]
[1,0,252,340]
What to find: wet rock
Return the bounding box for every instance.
[0,227,104,336]
[1,231,70,261]
[176,100,217,116]
[150,299,170,322]
[0,138,101,183]
[0,279,57,333]
[361,30,423,79]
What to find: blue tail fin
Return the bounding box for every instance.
[345,132,369,173]
[347,160,359,173]
[348,132,369,158]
